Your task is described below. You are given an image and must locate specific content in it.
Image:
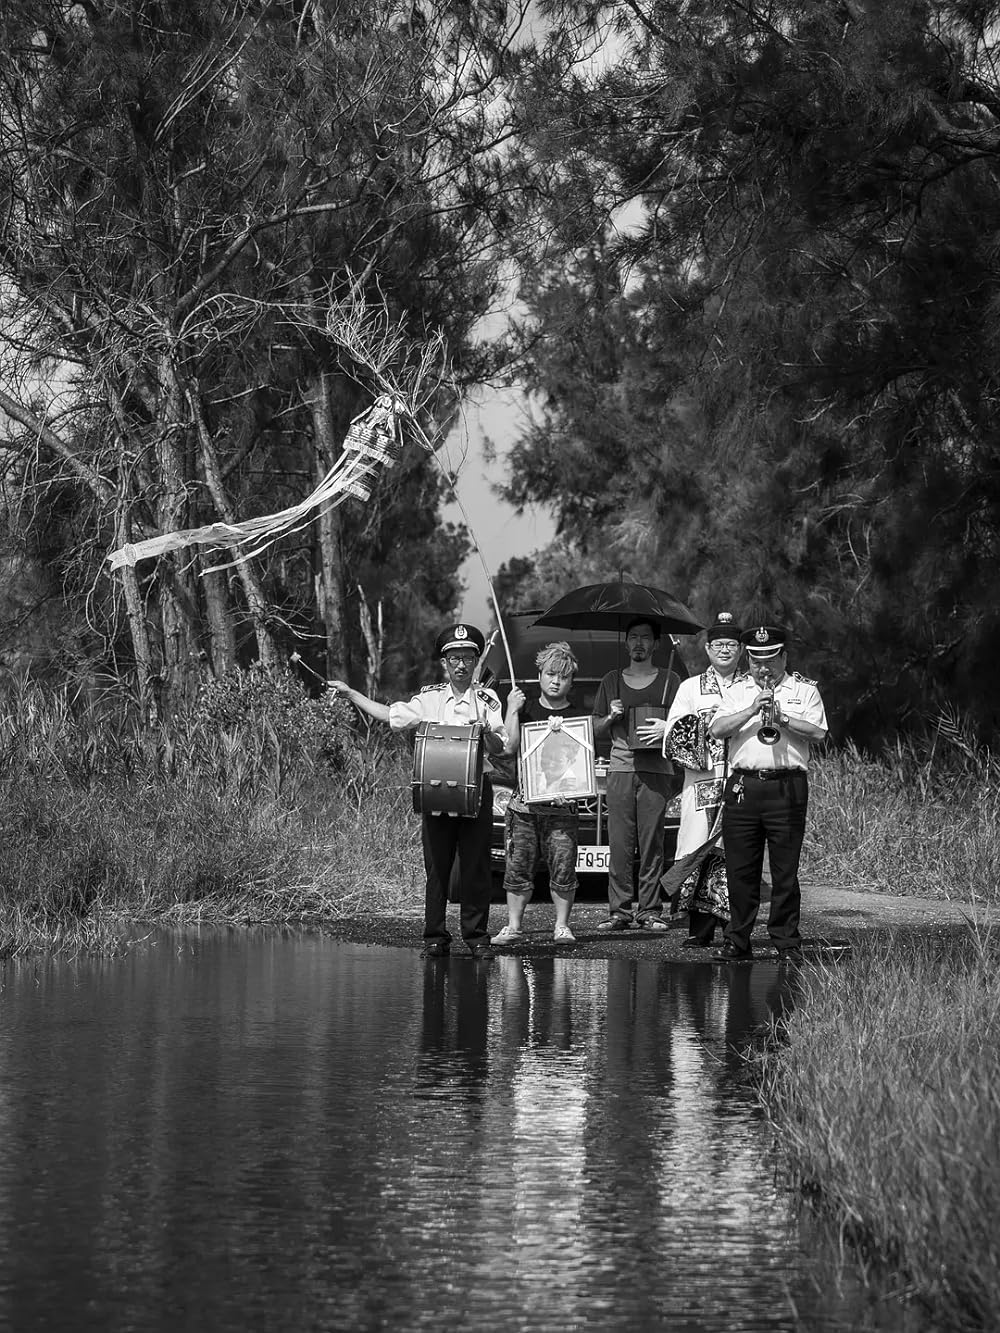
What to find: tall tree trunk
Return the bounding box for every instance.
[156,359,204,704]
[186,380,280,670]
[116,525,158,721]
[158,563,204,706]
[201,563,237,675]
[310,371,350,679]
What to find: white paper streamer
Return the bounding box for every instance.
[107,394,405,571]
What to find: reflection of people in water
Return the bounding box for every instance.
[416,958,492,1094]
[536,731,587,795]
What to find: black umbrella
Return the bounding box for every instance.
[532,581,704,635]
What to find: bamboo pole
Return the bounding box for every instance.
[406,414,517,688]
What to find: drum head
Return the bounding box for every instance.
[412,722,485,817]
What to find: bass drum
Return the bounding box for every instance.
[411,721,485,817]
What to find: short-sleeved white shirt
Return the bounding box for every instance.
[388,682,507,742]
[714,671,828,771]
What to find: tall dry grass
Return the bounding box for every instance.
[0,676,424,957]
[759,933,1000,1329]
[5,679,1000,955]
[804,709,1000,902]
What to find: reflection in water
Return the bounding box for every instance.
[0,936,925,1332]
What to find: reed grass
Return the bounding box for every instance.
[758,933,1000,1329]
[4,679,999,955]
[0,677,424,956]
[804,710,1000,902]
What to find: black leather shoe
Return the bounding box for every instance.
[712,943,753,963]
[422,941,450,958]
[681,936,713,949]
[470,943,495,960]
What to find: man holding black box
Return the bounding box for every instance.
[593,618,681,930]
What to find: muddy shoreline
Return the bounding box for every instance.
[315,883,995,957]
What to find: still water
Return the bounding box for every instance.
[0,933,925,1332]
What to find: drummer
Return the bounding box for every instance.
[330,623,506,960]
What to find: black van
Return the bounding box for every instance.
[482,612,687,895]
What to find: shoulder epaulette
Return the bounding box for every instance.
[419,682,447,694]
[792,671,817,686]
[477,688,501,710]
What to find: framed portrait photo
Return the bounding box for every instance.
[519,716,597,804]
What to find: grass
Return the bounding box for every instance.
[757,933,1000,1329]
[0,677,425,957]
[804,711,1000,902]
[3,680,1000,957]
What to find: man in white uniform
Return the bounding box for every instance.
[331,623,507,959]
[707,624,828,963]
[654,611,745,947]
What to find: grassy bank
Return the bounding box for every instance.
[804,719,1000,902]
[3,678,999,956]
[758,935,1000,1329]
[0,673,425,957]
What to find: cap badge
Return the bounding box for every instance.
[718,612,733,623]
[455,625,468,639]
[755,626,768,643]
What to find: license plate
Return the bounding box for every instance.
[576,845,610,873]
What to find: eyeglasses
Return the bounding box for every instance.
[709,640,739,651]
[444,652,478,666]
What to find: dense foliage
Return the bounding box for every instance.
[500,0,1000,743]
[5,2,1000,743]
[0,0,541,707]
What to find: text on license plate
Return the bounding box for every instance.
[576,846,610,873]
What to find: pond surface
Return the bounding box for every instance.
[0,932,929,1331]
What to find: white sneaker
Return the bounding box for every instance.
[491,924,525,945]
[553,925,576,944]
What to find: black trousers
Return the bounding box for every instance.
[721,769,808,953]
[422,775,493,946]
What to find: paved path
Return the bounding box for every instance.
[329,884,999,958]
[798,881,997,931]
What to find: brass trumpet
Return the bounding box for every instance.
[756,668,781,746]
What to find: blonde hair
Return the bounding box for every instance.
[535,641,578,678]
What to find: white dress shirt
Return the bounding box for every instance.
[715,672,827,772]
[388,682,507,743]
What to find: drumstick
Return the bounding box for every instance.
[290,651,336,695]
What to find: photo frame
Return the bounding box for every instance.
[519,716,597,804]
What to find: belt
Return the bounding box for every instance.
[734,768,803,780]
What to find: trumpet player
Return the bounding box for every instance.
[707,625,828,963]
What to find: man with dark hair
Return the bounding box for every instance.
[331,622,506,960]
[593,618,681,930]
[708,624,828,963]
